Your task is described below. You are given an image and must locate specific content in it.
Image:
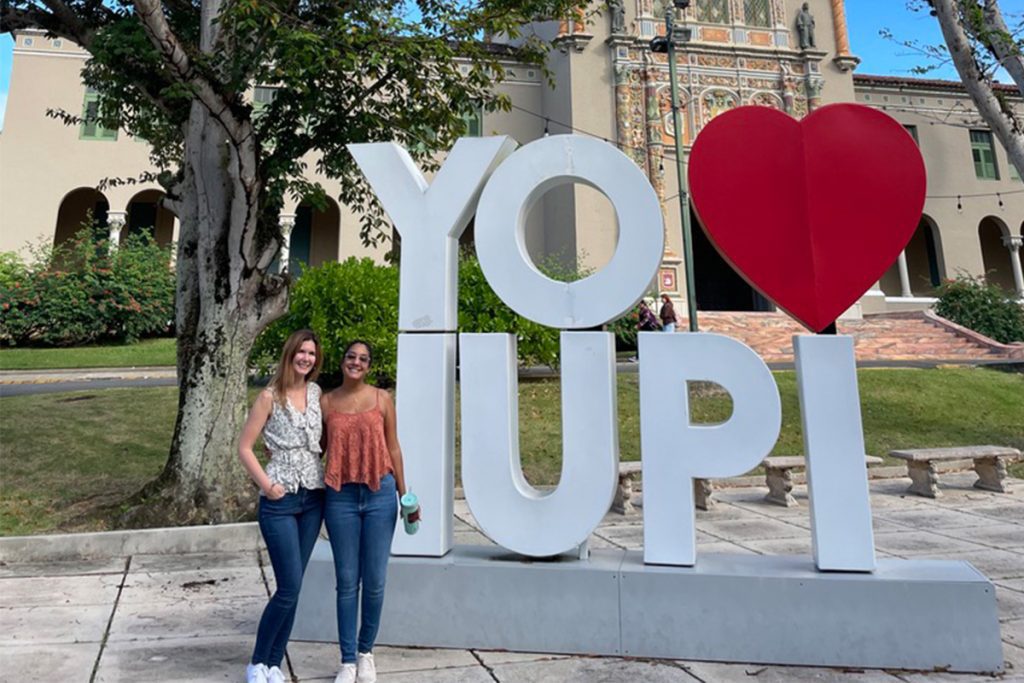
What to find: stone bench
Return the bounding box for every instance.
[612,462,714,514]
[612,461,643,514]
[763,455,883,507]
[889,445,1022,498]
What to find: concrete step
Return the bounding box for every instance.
[679,310,1011,363]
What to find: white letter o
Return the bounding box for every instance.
[474,135,665,329]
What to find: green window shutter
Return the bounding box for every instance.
[81,99,98,138]
[970,130,999,180]
[461,108,483,137]
[80,89,117,141]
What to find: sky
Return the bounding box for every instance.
[0,2,1018,131]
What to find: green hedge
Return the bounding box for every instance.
[253,252,597,384]
[254,250,656,383]
[934,274,1024,344]
[253,257,401,386]
[0,230,175,346]
[458,252,560,369]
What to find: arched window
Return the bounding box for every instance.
[743,0,771,27]
[696,0,730,24]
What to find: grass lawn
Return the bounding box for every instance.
[1,367,1021,536]
[0,337,176,370]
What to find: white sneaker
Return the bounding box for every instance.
[267,665,287,683]
[246,663,270,683]
[333,663,357,683]
[356,652,377,683]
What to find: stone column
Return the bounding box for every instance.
[107,210,127,251]
[897,250,913,298]
[830,0,860,71]
[279,213,296,273]
[1003,234,1024,299]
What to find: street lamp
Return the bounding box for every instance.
[650,0,698,332]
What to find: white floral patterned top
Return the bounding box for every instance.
[262,381,325,494]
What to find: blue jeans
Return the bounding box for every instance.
[252,487,325,667]
[663,322,676,332]
[324,473,398,664]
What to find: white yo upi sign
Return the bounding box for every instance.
[349,135,875,572]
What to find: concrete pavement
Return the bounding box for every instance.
[2,472,1024,682]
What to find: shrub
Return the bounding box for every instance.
[608,305,641,352]
[458,251,560,368]
[254,251,581,384]
[934,274,1024,344]
[253,257,401,387]
[0,252,29,291]
[0,230,175,346]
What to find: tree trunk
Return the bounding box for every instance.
[121,104,286,527]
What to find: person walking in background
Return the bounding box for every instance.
[637,299,660,332]
[321,341,409,683]
[659,294,678,332]
[237,329,326,683]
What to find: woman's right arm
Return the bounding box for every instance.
[238,390,285,499]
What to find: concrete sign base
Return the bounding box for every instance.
[292,543,1003,673]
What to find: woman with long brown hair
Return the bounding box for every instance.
[321,340,408,683]
[238,329,325,683]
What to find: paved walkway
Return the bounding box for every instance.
[3,472,1024,682]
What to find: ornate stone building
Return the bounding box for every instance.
[1,0,1021,313]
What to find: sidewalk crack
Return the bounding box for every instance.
[90,555,132,683]
[470,649,501,682]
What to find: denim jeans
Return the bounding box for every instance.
[663,322,676,333]
[252,487,325,667]
[324,473,398,664]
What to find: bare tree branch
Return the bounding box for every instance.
[2,1,97,48]
[132,0,245,142]
[932,0,1024,179]
[981,0,1024,96]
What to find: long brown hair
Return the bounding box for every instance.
[269,329,323,405]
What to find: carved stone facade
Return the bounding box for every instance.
[607,0,828,214]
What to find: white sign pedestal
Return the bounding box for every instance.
[293,543,1002,672]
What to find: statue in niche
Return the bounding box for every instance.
[608,0,626,34]
[796,2,815,50]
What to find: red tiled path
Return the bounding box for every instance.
[680,311,1015,363]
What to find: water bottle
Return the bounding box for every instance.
[400,490,420,535]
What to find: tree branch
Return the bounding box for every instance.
[133,0,245,142]
[981,0,1024,97]
[2,1,99,49]
[933,0,1024,178]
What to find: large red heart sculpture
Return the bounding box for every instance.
[688,103,927,332]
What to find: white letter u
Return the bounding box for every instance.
[459,331,619,557]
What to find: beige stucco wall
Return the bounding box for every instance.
[855,79,1024,295]
[0,32,168,253]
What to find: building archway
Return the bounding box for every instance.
[54,187,109,247]
[692,208,772,311]
[125,189,176,247]
[979,216,1014,292]
[290,198,341,273]
[879,215,944,297]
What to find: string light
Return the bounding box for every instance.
[503,99,1021,210]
